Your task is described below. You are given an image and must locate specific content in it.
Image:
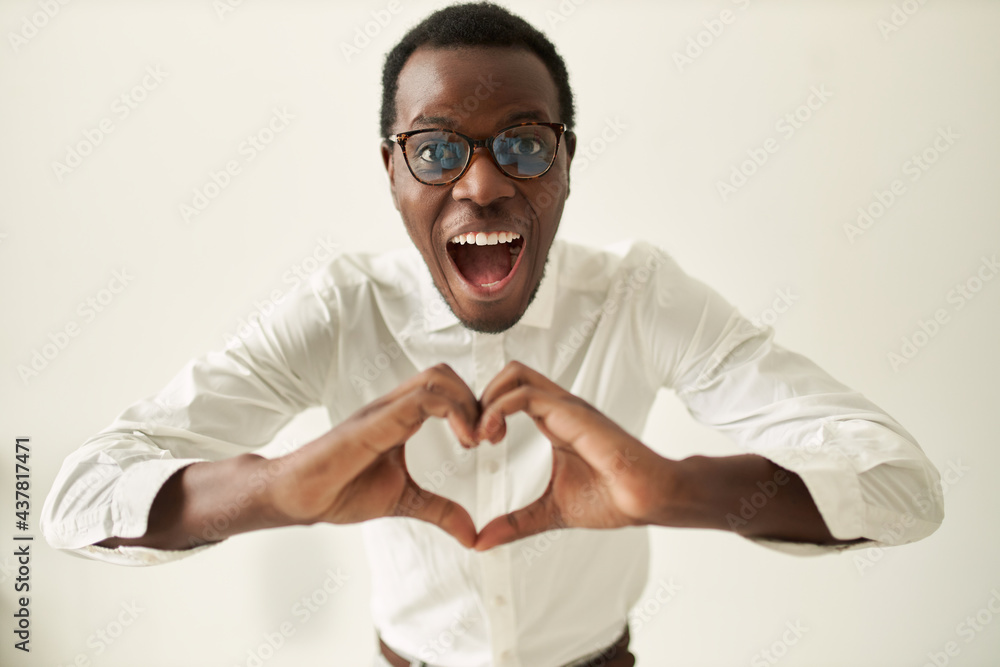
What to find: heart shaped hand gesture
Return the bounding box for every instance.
[269,364,482,547]
[268,361,670,551]
[470,361,669,550]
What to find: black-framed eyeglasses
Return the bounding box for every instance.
[385,121,572,186]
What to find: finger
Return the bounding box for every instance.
[478,360,566,410]
[310,384,478,501]
[364,384,479,453]
[372,363,480,441]
[478,386,632,484]
[476,362,573,443]
[473,497,562,551]
[394,481,477,549]
[476,384,589,447]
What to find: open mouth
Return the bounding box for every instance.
[446,231,525,290]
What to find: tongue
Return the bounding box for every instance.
[451,243,512,286]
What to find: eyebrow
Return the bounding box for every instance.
[408,109,548,131]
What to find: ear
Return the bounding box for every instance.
[563,130,577,199]
[380,140,400,211]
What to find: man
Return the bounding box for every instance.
[41,3,944,666]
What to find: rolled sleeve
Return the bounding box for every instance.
[641,246,944,554]
[41,274,338,564]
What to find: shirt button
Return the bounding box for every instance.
[488,460,500,474]
[493,595,506,607]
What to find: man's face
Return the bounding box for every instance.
[381,46,574,333]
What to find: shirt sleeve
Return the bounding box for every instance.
[633,241,944,555]
[40,274,339,565]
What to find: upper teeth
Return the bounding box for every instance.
[449,231,521,246]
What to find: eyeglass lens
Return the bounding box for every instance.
[406,125,558,184]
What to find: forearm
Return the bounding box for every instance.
[653,453,863,545]
[96,453,293,551]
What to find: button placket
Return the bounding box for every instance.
[473,332,507,525]
[472,331,520,666]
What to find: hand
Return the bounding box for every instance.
[267,363,480,548]
[471,361,673,551]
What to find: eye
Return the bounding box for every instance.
[413,138,464,170]
[509,134,544,156]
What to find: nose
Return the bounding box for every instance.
[451,147,516,207]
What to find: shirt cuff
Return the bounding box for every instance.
[60,542,219,566]
[112,458,205,538]
[735,419,943,556]
[44,458,215,565]
[734,446,871,556]
[746,536,874,557]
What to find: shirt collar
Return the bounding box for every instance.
[413,239,560,333]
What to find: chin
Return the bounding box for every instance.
[438,267,545,334]
[456,309,524,334]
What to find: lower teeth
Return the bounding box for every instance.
[474,244,520,288]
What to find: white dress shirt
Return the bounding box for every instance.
[41,237,944,667]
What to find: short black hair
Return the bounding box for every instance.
[379,1,575,138]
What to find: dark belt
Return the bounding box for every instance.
[378,625,635,667]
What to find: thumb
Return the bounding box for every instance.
[473,498,560,551]
[395,481,477,549]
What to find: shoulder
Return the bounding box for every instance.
[308,244,425,300]
[552,237,682,295]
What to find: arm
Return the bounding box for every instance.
[643,243,943,553]
[471,243,943,552]
[97,364,482,552]
[648,453,865,545]
[41,277,332,563]
[42,270,482,559]
[94,454,284,551]
[470,362,861,550]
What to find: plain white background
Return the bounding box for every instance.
[2,1,998,665]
